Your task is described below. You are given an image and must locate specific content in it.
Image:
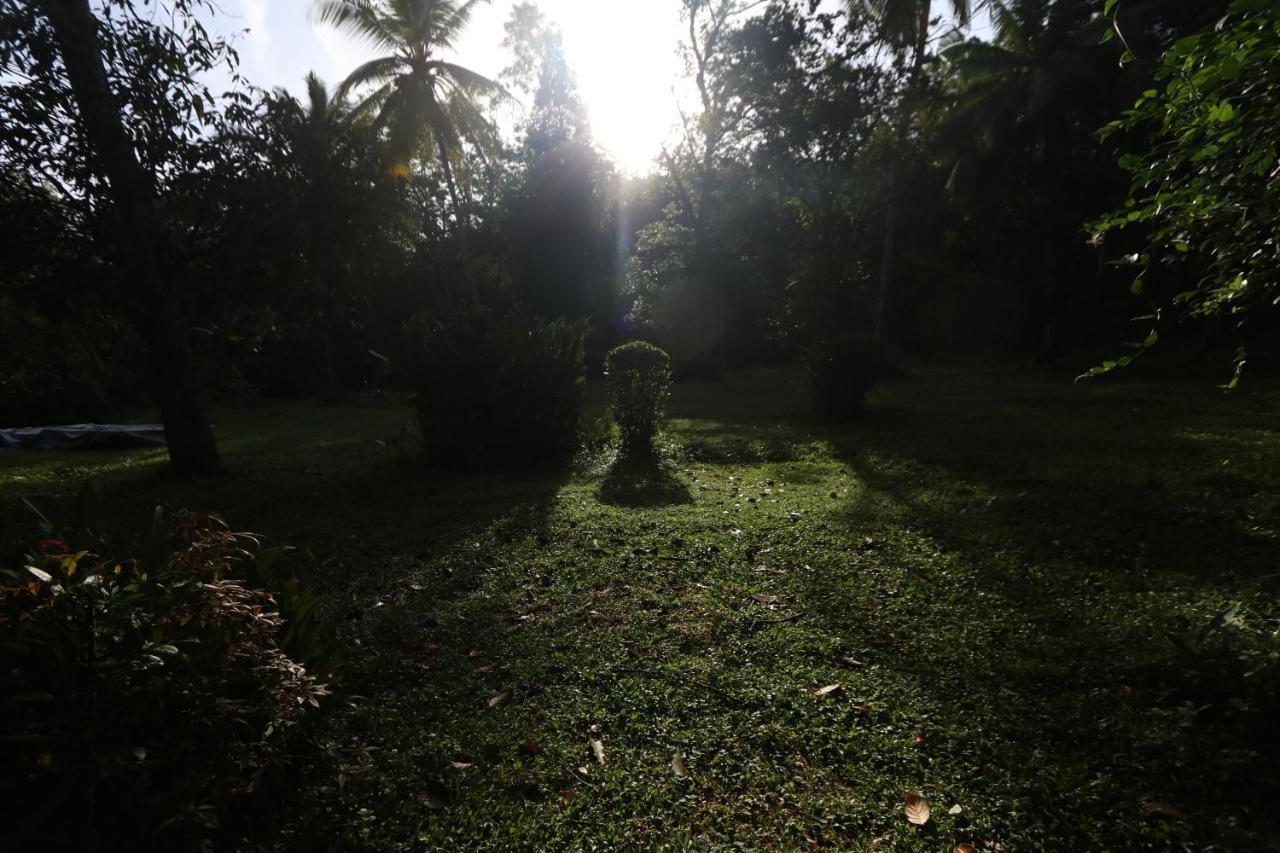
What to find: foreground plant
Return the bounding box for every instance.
[0,513,331,851]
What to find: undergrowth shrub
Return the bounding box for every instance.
[410,308,587,468]
[606,341,672,459]
[0,513,332,851]
[805,334,893,420]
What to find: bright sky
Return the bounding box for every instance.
[203,0,690,174]
[201,1,991,175]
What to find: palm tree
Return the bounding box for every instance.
[850,0,979,343]
[272,73,354,390]
[311,0,505,298]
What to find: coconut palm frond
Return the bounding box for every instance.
[312,0,402,52]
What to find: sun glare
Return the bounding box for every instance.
[550,0,687,175]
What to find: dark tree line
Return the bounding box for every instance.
[2,0,1274,473]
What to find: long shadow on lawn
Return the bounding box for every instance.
[809,373,1280,847]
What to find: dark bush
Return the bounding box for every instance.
[805,334,893,420]
[606,341,672,458]
[410,308,587,467]
[0,513,331,851]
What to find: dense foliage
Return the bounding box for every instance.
[605,341,673,458]
[410,309,587,467]
[1092,0,1280,381]
[0,514,330,851]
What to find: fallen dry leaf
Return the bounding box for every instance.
[488,688,512,708]
[671,750,687,778]
[467,647,484,659]
[812,684,842,698]
[948,804,963,815]
[558,788,576,804]
[954,845,977,853]
[751,592,779,605]
[905,793,931,826]
[474,662,498,674]
[590,738,605,765]
[520,743,542,755]
[1141,801,1187,821]
[451,761,473,770]
[835,656,864,669]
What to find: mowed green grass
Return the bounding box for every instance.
[3,367,1279,851]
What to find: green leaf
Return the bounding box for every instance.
[1143,331,1159,348]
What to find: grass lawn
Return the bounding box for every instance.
[3,366,1279,850]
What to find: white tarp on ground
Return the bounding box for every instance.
[0,424,167,450]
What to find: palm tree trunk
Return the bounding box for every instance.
[873,162,898,343]
[873,1,932,345]
[433,126,478,303]
[41,0,219,477]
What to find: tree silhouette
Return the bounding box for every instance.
[313,0,506,299]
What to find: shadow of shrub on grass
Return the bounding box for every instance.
[598,457,692,507]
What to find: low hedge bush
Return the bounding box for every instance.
[805,334,893,420]
[410,308,587,467]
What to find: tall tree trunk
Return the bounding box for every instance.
[434,125,478,303]
[873,1,932,345]
[41,0,219,477]
[873,163,898,343]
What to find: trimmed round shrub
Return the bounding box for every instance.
[606,341,672,457]
[410,308,587,468]
[805,334,892,421]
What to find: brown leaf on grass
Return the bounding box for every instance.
[812,684,842,698]
[954,845,977,853]
[488,688,512,708]
[835,656,864,669]
[1141,801,1187,821]
[451,760,473,770]
[904,793,931,825]
[1117,683,1133,699]
[558,788,576,804]
[474,662,498,674]
[520,743,542,755]
[467,647,484,659]
[751,593,778,605]
[590,738,605,765]
[671,750,687,777]
[911,731,925,744]
[869,632,897,646]
[851,702,870,714]
[415,659,435,670]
